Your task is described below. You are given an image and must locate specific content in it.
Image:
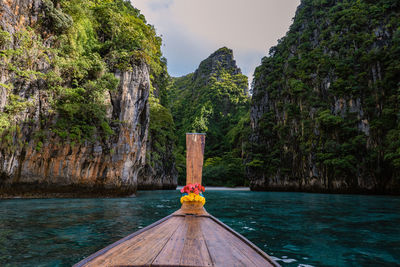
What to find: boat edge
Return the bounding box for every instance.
[73,214,173,267]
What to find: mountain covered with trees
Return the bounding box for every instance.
[168,47,250,186]
[1,0,400,196]
[0,0,176,196]
[247,0,400,193]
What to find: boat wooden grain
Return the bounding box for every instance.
[74,133,280,267]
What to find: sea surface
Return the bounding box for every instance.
[0,190,399,266]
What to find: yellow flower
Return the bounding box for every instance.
[180,193,206,205]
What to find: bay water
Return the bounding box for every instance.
[0,190,399,266]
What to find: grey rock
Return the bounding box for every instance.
[0,0,152,196]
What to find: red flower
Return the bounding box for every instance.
[181,183,205,194]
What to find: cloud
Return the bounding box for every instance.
[146,0,173,11]
[132,0,300,80]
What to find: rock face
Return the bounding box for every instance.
[0,0,42,111]
[139,140,178,190]
[139,96,178,190]
[0,0,150,196]
[194,48,240,79]
[192,47,248,95]
[247,0,400,194]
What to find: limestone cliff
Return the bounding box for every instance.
[247,0,400,194]
[0,67,150,196]
[0,0,154,196]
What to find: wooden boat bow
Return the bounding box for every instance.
[74,133,280,267]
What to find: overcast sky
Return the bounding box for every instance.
[131,0,300,81]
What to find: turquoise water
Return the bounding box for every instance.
[0,191,399,267]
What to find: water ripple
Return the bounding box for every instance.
[0,191,399,266]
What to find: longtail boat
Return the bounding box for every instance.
[74,133,280,267]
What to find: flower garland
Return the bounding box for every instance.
[180,183,206,205]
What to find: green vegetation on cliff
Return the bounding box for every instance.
[1,0,165,141]
[169,47,250,186]
[248,0,400,192]
[1,0,177,188]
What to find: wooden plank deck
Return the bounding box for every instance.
[74,134,279,267]
[74,207,279,267]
